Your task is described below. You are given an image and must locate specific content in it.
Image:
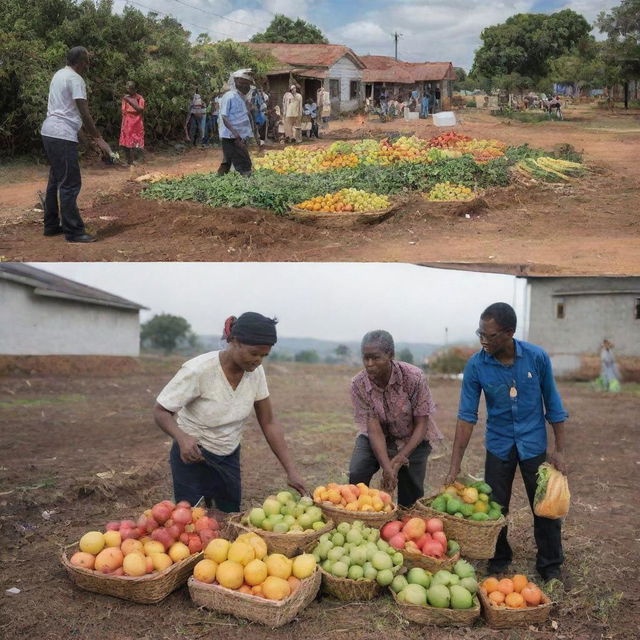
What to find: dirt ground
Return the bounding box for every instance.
[1,357,638,640]
[1,104,639,273]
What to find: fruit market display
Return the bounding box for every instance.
[392,560,479,610]
[193,531,317,601]
[294,189,391,213]
[427,480,504,521]
[480,574,545,609]
[380,516,460,559]
[428,132,472,148]
[69,500,219,576]
[424,182,475,202]
[313,482,394,512]
[241,490,327,533]
[311,520,403,586]
[514,157,586,182]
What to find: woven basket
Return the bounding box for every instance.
[287,200,400,228]
[187,568,321,628]
[391,588,481,627]
[478,587,552,629]
[319,566,386,601]
[226,513,334,558]
[317,501,398,529]
[415,497,505,559]
[61,549,202,604]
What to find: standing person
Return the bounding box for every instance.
[185,89,206,146]
[317,84,331,134]
[40,46,111,243]
[153,312,307,511]
[251,87,268,146]
[119,81,145,165]
[599,339,621,392]
[445,302,568,583]
[282,85,302,143]
[303,97,318,138]
[420,91,430,118]
[217,69,254,177]
[434,87,441,112]
[348,330,441,508]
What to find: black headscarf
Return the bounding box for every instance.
[223,312,278,346]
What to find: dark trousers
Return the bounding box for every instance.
[41,135,85,238]
[169,442,241,512]
[485,446,564,577]
[219,138,252,176]
[348,434,431,508]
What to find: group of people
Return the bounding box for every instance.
[154,302,569,585]
[519,93,564,119]
[368,88,440,121]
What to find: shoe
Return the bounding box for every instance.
[43,226,64,237]
[486,561,510,575]
[66,233,97,243]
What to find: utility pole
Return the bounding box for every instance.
[444,327,449,347]
[393,31,402,60]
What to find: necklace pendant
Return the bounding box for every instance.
[510,386,518,398]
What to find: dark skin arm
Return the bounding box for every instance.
[124,95,144,113]
[153,402,204,464]
[367,416,395,489]
[445,418,475,485]
[254,397,307,495]
[392,416,428,471]
[222,115,247,147]
[547,421,567,474]
[75,98,111,156]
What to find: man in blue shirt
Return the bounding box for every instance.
[445,302,568,582]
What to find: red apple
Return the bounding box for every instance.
[145,517,159,533]
[120,520,136,530]
[199,529,217,546]
[188,536,203,554]
[381,520,403,541]
[179,532,190,544]
[105,521,120,531]
[209,518,219,531]
[161,500,175,510]
[151,527,174,551]
[402,517,426,541]
[422,540,444,558]
[120,527,140,540]
[172,507,192,525]
[415,533,432,548]
[151,502,172,525]
[389,532,407,550]
[425,518,444,534]
[194,516,213,532]
[166,522,184,541]
[176,500,191,509]
[433,531,447,550]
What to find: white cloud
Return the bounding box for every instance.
[208,9,271,41]
[262,0,310,20]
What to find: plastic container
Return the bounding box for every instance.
[405,111,419,121]
[432,111,457,127]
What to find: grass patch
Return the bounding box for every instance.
[492,108,566,123]
[0,393,86,409]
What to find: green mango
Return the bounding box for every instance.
[431,496,447,512]
[470,512,489,522]
[460,503,474,518]
[487,509,502,520]
[446,498,463,515]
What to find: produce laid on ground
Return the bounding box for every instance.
[312,482,394,513]
[294,189,391,213]
[424,182,476,202]
[68,500,219,576]
[239,490,327,534]
[427,480,504,521]
[381,515,460,561]
[514,156,586,182]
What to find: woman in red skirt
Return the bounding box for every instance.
[119,81,145,165]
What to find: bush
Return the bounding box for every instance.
[428,347,476,375]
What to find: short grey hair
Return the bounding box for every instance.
[67,46,89,66]
[361,330,395,356]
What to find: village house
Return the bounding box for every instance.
[0,264,145,356]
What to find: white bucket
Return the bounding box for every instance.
[432,111,457,127]
[405,111,419,121]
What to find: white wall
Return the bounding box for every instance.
[328,56,363,113]
[0,280,140,356]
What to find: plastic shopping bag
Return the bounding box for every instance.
[533,462,570,519]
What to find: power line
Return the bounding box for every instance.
[167,0,264,29]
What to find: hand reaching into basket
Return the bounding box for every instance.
[287,470,307,497]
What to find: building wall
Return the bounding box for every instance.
[327,56,363,113]
[526,278,640,365]
[0,280,140,356]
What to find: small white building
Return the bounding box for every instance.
[0,264,145,356]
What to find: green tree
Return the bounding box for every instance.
[471,10,591,83]
[141,313,197,353]
[250,13,328,44]
[453,66,467,91]
[596,0,640,108]
[397,348,414,365]
[335,344,351,358]
[294,349,320,363]
[428,347,474,375]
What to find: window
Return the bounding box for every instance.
[329,79,339,99]
[556,302,565,319]
[350,80,359,100]
[635,298,640,320]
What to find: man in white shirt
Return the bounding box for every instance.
[40,46,112,243]
[283,85,303,143]
[217,69,255,176]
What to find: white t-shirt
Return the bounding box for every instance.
[41,67,87,142]
[156,351,269,456]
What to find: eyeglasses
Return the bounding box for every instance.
[475,329,506,341]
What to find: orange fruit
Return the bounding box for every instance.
[238,584,252,595]
[497,578,514,595]
[512,574,528,593]
[505,592,525,609]
[488,590,505,606]
[482,577,499,594]
[287,576,301,593]
[522,585,543,607]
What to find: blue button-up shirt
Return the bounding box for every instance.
[218,90,253,140]
[457,339,568,461]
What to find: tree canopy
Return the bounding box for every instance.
[470,9,592,82]
[250,14,328,44]
[141,313,197,353]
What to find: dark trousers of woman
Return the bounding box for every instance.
[485,446,564,580]
[41,135,86,239]
[348,434,431,508]
[169,442,241,512]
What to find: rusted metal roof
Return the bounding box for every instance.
[360,56,456,83]
[246,43,365,70]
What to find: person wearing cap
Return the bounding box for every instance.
[283,85,302,143]
[217,69,255,176]
[153,312,306,511]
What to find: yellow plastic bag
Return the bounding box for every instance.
[533,462,570,519]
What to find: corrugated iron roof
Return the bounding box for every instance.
[360,56,456,83]
[246,42,365,70]
[0,264,146,310]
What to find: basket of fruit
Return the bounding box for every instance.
[313,483,397,528]
[289,189,400,227]
[382,513,461,573]
[312,520,404,601]
[421,182,484,207]
[226,490,333,557]
[415,480,506,559]
[390,562,481,627]
[478,575,552,629]
[61,500,219,603]
[188,534,320,628]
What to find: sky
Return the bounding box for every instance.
[33,263,527,344]
[112,0,618,70]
